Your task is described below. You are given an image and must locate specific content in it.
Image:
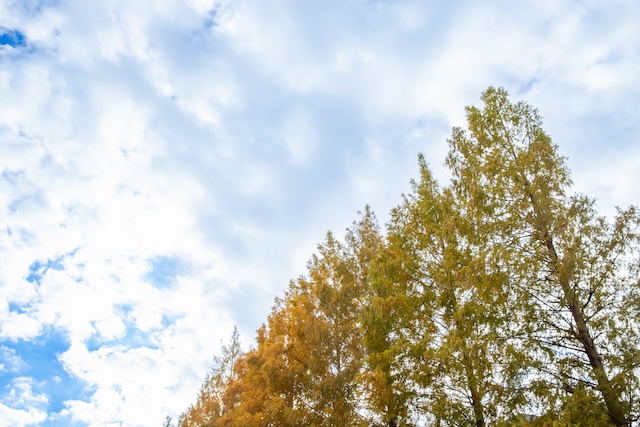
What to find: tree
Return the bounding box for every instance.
[218,320,311,427]
[363,155,527,426]
[445,87,640,426]
[175,86,639,427]
[361,207,428,427]
[219,209,383,426]
[178,327,243,427]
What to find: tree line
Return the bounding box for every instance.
[167,87,640,427]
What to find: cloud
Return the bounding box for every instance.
[0,377,48,427]
[0,404,47,427]
[0,346,26,373]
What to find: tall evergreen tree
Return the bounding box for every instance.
[363,155,527,426]
[445,87,640,426]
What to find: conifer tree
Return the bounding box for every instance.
[445,87,640,426]
[363,155,527,426]
[178,327,242,427]
[219,210,383,426]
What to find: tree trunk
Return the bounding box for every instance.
[525,182,628,426]
[543,232,628,427]
[461,346,485,427]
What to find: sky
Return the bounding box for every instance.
[0,0,639,426]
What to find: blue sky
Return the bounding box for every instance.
[1,0,639,425]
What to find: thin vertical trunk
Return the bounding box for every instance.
[463,351,485,427]
[525,184,628,426]
[452,287,486,427]
[543,232,627,427]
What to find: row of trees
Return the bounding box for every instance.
[170,88,640,427]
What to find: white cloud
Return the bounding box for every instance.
[0,377,48,427]
[0,346,25,373]
[0,311,42,341]
[2,377,48,407]
[0,404,47,427]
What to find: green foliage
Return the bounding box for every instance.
[446,87,639,426]
[559,385,614,427]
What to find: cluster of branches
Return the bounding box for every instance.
[168,88,640,427]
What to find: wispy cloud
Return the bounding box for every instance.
[0,376,48,427]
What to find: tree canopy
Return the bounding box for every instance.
[170,87,640,427]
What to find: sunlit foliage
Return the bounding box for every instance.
[173,88,639,427]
